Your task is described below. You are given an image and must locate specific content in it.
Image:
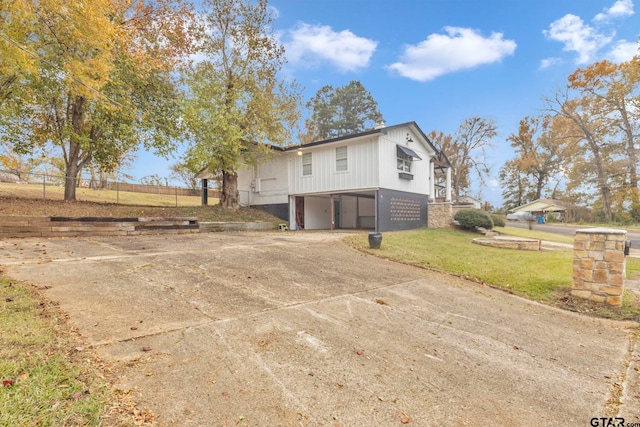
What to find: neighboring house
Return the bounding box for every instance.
[509,199,567,221]
[236,121,453,232]
[456,194,482,209]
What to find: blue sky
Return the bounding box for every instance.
[126,0,640,207]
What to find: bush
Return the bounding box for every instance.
[454,209,494,230]
[490,214,505,227]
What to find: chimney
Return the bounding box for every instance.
[375,119,386,129]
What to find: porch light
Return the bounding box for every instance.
[297,147,302,156]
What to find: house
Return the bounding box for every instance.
[457,194,483,209]
[509,199,567,221]
[236,121,453,232]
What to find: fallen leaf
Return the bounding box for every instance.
[401,416,410,424]
[16,372,29,381]
[73,392,83,401]
[2,379,14,387]
[356,350,364,356]
[142,346,152,352]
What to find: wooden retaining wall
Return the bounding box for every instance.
[0,216,199,238]
[199,221,279,232]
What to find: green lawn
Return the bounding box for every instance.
[0,181,214,207]
[346,228,640,320]
[0,279,130,426]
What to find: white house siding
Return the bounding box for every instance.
[237,153,289,207]
[378,127,432,196]
[303,196,331,230]
[289,136,379,195]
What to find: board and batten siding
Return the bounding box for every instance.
[288,136,379,195]
[237,153,289,206]
[378,127,431,196]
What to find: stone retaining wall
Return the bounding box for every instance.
[572,227,627,306]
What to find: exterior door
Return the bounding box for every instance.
[333,199,341,229]
[295,196,305,230]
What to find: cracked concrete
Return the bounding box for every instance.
[1,231,639,426]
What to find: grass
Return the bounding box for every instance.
[0,182,213,207]
[0,279,137,426]
[346,228,640,321]
[496,225,575,245]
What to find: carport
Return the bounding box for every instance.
[289,191,376,231]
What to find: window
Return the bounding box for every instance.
[397,146,412,173]
[336,146,347,171]
[302,152,312,176]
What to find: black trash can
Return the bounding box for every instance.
[625,239,631,256]
[368,232,382,249]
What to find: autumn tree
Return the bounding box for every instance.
[303,81,383,142]
[181,0,301,210]
[0,0,193,200]
[499,159,532,211]
[0,145,41,180]
[568,59,640,221]
[505,115,567,201]
[430,117,496,202]
[546,88,618,221]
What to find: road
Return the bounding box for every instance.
[507,221,640,249]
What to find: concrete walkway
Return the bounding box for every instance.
[1,232,639,426]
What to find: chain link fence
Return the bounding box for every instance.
[0,169,221,207]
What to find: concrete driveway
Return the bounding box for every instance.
[1,232,639,426]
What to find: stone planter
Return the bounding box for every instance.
[368,232,382,249]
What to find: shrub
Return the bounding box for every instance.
[454,209,494,230]
[490,214,505,227]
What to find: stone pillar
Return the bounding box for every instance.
[572,228,627,306]
[427,202,453,228]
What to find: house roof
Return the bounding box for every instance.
[510,199,567,213]
[277,121,451,168]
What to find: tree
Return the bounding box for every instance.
[304,81,383,141]
[182,0,302,210]
[546,87,616,222]
[0,0,193,201]
[171,161,200,190]
[430,117,497,202]
[568,59,640,221]
[506,115,567,201]
[499,159,532,211]
[0,145,41,180]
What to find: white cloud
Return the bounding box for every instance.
[539,57,563,70]
[268,5,280,20]
[283,23,377,72]
[607,39,640,62]
[544,1,635,66]
[386,27,516,82]
[543,14,613,64]
[594,0,634,21]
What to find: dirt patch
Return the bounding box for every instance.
[551,288,640,322]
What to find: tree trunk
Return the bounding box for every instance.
[64,162,79,201]
[220,170,239,210]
